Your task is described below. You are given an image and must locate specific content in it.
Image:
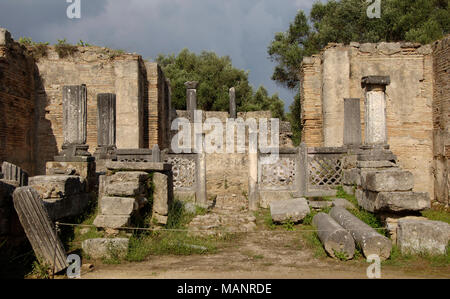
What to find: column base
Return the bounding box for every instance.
[94,146,117,160]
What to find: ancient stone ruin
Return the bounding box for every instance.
[0,26,449,273]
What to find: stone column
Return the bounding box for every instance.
[229,87,237,119]
[343,98,362,147]
[361,76,390,146]
[248,127,259,211]
[185,81,198,112]
[195,133,207,208]
[58,85,91,158]
[152,144,161,163]
[95,93,116,159]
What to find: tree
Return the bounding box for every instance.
[269,0,449,90]
[156,49,285,119]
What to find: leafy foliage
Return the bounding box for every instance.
[156,49,285,119]
[54,38,78,58]
[268,0,449,142]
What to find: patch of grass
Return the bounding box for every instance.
[29,261,51,279]
[336,186,386,235]
[19,37,49,59]
[54,38,78,58]
[333,249,350,261]
[421,207,450,224]
[300,225,327,259]
[383,244,450,268]
[282,218,296,231]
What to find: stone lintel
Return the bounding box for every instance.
[105,161,172,172]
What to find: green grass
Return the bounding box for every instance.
[300,225,327,259]
[126,198,230,262]
[335,186,386,234]
[383,244,450,268]
[421,207,450,224]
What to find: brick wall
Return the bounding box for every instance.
[0,30,37,175]
[145,62,172,150]
[432,35,450,205]
[299,55,323,147]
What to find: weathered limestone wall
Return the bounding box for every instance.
[33,47,171,174]
[432,35,450,205]
[300,42,435,198]
[0,29,37,175]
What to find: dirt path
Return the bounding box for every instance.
[81,195,450,279]
[81,230,449,279]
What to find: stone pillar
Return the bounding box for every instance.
[95,93,117,159]
[185,81,199,112]
[248,127,259,211]
[229,87,237,119]
[361,76,390,146]
[343,98,362,147]
[195,133,207,208]
[57,85,91,159]
[152,144,161,163]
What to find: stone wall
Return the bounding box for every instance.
[300,41,435,199]
[432,35,450,205]
[0,28,172,176]
[0,29,37,175]
[172,110,293,196]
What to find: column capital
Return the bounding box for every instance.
[184,81,199,89]
[361,76,390,89]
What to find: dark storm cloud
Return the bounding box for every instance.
[0,0,316,109]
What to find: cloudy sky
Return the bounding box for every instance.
[0,0,316,109]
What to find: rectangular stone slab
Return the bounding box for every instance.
[12,187,68,273]
[29,175,84,199]
[270,198,310,223]
[357,190,430,213]
[397,219,450,255]
[106,161,172,172]
[362,170,414,192]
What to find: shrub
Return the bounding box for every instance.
[55,38,78,58]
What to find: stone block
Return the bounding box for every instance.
[105,161,172,172]
[357,190,430,213]
[82,238,129,260]
[331,198,355,210]
[357,160,397,168]
[100,197,137,215]
[1,162,28,186]
[397,219,450,255]
[152,172,172,217]
[93,215,130,229]
[362,170,414,192]
[259,191,293,209]
[46,161,96,192]
[308,200,332,210]
[28,175,84,199]
[270,198,310,223]
[105,182,143,197]
[108,171,149,184]
[342,168,360,185]
[0,28,11,46]
[43,193,90,220]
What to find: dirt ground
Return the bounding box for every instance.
[81,230,450,279]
